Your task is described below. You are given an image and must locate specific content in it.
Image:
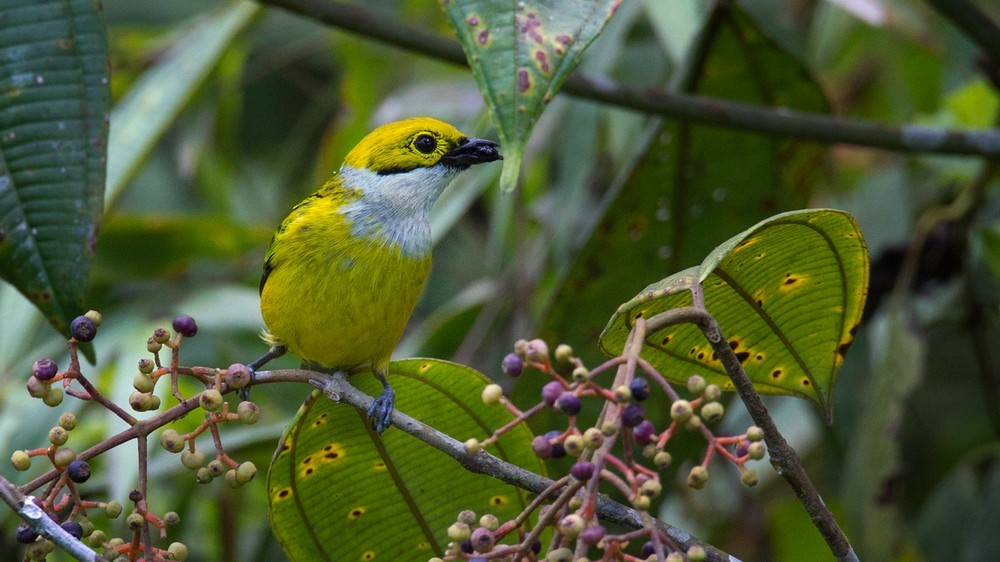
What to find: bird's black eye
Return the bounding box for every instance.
[413,134,437,154]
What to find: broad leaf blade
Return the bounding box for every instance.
[600,209,869,418]
[440,0,620,190]
[268,359,543,561]
[0,0,108,337]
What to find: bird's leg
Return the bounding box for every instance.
[240,345,287,401]
[366,369,395,434]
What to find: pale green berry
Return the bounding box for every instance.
[687,466,709,489]
[479,514,499,531]
[554,344,573,363]
[670,400,693,423]
[563,435,584,457]
[11,450,31,471]
[703,383,722,401]
[632,494,651,510]
[199,389,224,412]
[167,542,188,561]
[741,469,759,487]
[196,467,213,484]
[639,479,662,498]
[160,429,184,453]
[748,442,766,460]
[58,412,77,430]
[52,447,76,469]
[654,451,672,468]
[447,522,470,541]
[465,438,482,455]
[582,427,604,449]
[126,513,144,530]
[225,469,240,488]
[237,401,259,424]
[48,426,68,446]
[105,501,122,518]
[481,384,503,405]
[42,387,63,407]
[747,425,764,442]
[701,401,724,423]
[571,366,589,382]
[236,461,257,484]
[687,545,707,562]
[558,514,584,537]
[684,415,702,431]
[686,374,706,395]
[133,373,155,393]
[180,449,205,470]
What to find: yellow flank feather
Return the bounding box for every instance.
[257,117,501,433]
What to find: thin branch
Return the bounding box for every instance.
[252,368,737,562]
[257,0,1000,157]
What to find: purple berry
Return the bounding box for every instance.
[61,521,83,540]
[621,403,645,428]
[531,435,552,459]
[580,525,606,545]
[633,420,654,445]
[545,430,566,459]
[541,381,564,406]
[501,353,523,378]
[555,393,582,416]
[172,315,197,337]
[67,459,91,483]
[70,316,96,342]
[32,358,58,381]
[629,377,650,401]
[571,461,595,480]
[735,439,750,457]
[15,521,38,544]
[460,539,474,554]
[531,539,542,553]
[641,541,655,557]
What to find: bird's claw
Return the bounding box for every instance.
[238,365,257,402]
[366,386,395,434]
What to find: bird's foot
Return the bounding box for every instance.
[366,386,395,434]
[239,345,286,401]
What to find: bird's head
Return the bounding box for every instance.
[343,117,501,175]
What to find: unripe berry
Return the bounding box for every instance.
[172,315,198,337]
[501,353,523,378]
[686,374,707,395]
[237,401,260,424]
[554,344,573,363]
[11,450,31,471]
[128,391,150,412]
[639,479,662,498]
[84,310,102,326]
[146,338,162,353]
[236,461,257,483]
[654,451,672,468]
[465,438,482,455]
[580,524,606,545]
[469,526,495,552]
[568,496,582,511]
[164,512,180,526]
[747,425,764,442]
[448,522,471,541]
[632,494,651,510]
[53,447,76,469]
[42,387,63,407]
[196,467,213,484]
[571,460,595,480]
[32,358,58,381]
[26,376,49,398]
[684,415,702,431]
[481,384,503,405]
[49,426,68,446]
[67,459,91,483]
[207,459,225,477]
[70,315,97,342]
[701,401,724,423]
[621,403,644,428]
[126,513,144,530]
[600,421,617,436]
[613,385,632,402]
[513,339,529,356]
[225,363,251,389]
[148,394,161,410]
[180,449,205,470]
[666,553,684,562]
[531,435,552,458]
[670,400,693,423]
[225,469,240,488]
[541,381,564,406]
[703,383,722,401]
[582,427,604,449]
[571,366,589,383]
[58,412,77,430]
[687,545,707,562]
[687,466,709,489]
[87,529,106,547]
[104,501,122,518]
[558,514,584,538]
[555,393,581,415]
[563,434,584,456]
[748,441,766,460]
[633,420,654,445]
[629,377,650,401]
[741,469,759,487]
[524,339,548,362]
[167,542,188,562]
[160,429,184,453]
[642,443,658,458]
[61,521,83,539]
[479,514,499,531]
[133,373,155,393]
[152,327,170,344]
[137,358,154,374]
[457,510,477,524]
[547,549,572,562]
[199,389,224,412]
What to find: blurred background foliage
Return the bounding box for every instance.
[1,0,999,560]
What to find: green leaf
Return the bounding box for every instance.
[0,0,109,339]
[540,5,827,365]
[599,209,869,418]
[105,1,258,208]
[268,359,543,561]
[440,0,620,191]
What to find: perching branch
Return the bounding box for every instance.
[258,0,1000,157]
[0,477,99,562]
[252,368,738,562]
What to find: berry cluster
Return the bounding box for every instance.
[9,312,260,561]
[455,339,766,561]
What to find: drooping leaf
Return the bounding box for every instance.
[440,0,621,191]
[0,0,109,340]
[268,359,543,561]
[600,209,869,419]
[540,5,827,365]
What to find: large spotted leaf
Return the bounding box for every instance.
[268,359,543,561]
[600,209,869,419]
[440,0,621,190]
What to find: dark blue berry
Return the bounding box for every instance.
[555,393,581,416]
[32,358,58,381]
[61,521,83,540]
[172,315,197,337]
[531,539,542,553]
[460,539,474,554]
[633,420,654,445]
[629,377,650,401]
[501,353,523,378]
[641,541,655,557]
[621,403,645,428]
[70,316,97,342]
[15,521,38,544]
[545,430,566,459]
[67,459,91,483]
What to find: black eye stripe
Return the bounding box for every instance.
[413,134,438,154]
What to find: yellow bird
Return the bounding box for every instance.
[254,117,501,433]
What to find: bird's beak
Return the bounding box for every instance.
[440,138,502,169]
